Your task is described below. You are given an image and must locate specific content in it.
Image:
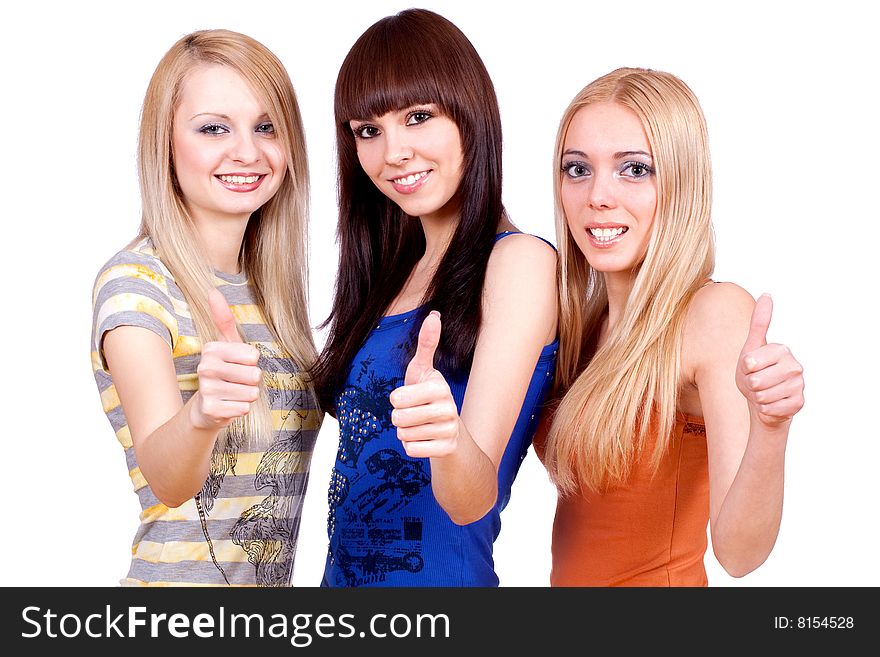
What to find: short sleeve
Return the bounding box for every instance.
[92,249,180,371]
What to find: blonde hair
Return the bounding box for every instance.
[544,68,715,495]
[136,29,317,450]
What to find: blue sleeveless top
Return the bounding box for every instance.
[321,232,558,586]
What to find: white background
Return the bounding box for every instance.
[2,0,877,587]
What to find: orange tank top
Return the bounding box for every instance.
[536,413,709,586]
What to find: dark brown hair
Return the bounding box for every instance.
[312,8,505,413]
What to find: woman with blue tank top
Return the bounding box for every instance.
[311,8,559,587]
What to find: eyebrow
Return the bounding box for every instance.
[188,112,271,121]
[562,149,652,159]
[190,112,230,121]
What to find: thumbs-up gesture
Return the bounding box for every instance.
[735,294,805,429]
[190,288,262,430]
[390,311,460,458]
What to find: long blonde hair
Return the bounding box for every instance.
[136,29,317,449]
[544,68,715,495]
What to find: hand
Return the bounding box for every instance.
[736,294,805,429]
[389,311,460,458]
[190,288,262,430]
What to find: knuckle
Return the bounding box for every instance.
[201,398,217,417]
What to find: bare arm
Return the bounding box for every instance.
[685,284,804,576]
[103,289,262,508]
[390,235,558,524]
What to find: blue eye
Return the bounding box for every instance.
[621,161,654,179]
[255,122,275,134]
[562,161,590,179]
[199,123,228,135]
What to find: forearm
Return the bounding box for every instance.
[429,421,498,525]
[134,392,221,508]
[711,418,790,577]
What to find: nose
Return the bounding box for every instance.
[383,126,413,166]
[587,171,616,210]
[229,130,261,164]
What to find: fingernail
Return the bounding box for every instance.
[430,310,440,319]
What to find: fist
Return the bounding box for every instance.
[389,311,460,458]
[191,288,262,429]
[735,294,805,428]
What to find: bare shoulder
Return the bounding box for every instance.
[482,233,558,340]
[687,281,754,329]
[487,232,557,275]
[684,281,755,369]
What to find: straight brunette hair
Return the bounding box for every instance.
[313,9,505,412]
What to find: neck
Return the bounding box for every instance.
[418,209,458,270]
[603,270,637,334]
[192,212,250,275]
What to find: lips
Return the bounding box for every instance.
[586,224,628,248]
[389,169,432,194]
[215,174,266,193]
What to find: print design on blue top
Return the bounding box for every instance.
[355,449,431,522]
[334,544,425,587]
[336,353,399,467]
[200,343,312,586]
[328,334,431,585]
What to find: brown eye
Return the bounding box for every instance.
[406,111,432,125]
[353,125,380,139]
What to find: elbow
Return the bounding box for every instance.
[716,556,763,579]
[144,474,194,509]
[446,492,497,526]
[712,542,770,579]
[716,557,755,579]
[154,490,191,509]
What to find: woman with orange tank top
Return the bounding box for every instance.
[534,68,805,586]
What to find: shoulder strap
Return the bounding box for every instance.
[494,230,557,251]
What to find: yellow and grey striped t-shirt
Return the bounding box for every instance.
[91,238,322,586]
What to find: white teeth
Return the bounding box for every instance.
[393,171,428,186]
[219,175,260,184]
[589,226,626,242]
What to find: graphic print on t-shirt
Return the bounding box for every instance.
[200,343,314,586]
[327,338,433,586]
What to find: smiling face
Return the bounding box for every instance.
[171,64,286,227]
[349,104,464,223]
[560,102,657,277]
